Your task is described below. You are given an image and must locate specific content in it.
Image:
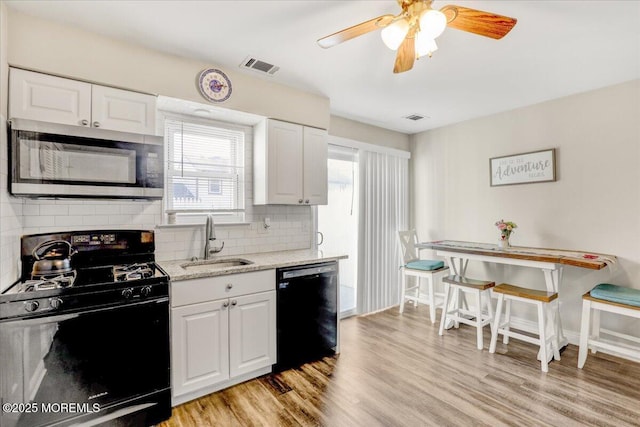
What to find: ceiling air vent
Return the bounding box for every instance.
[404,114,427,121]
[241,56,280,75]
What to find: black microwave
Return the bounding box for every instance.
[8,118,164,199]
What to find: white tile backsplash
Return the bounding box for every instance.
[154,204,312,262]
[39,204,70,216]
[4,195,312,267]
[55,215,85,227]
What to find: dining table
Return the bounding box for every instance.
[416,240,617,353]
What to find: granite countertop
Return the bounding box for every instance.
[158,249,348,281]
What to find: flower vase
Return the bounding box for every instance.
[498,237,510,249]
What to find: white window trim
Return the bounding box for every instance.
[160,111,251,225]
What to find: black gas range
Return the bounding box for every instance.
[0,230,171,427]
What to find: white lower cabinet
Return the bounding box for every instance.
[229,291,276,378]
[172,299,230,396]
[170,270,276,405]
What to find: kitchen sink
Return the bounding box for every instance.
[180,258,254,271]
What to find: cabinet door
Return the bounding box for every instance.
[91,85,157,135]
[229,291,276,378]
[266,120,304,204]
[171,299,229,397]
[9,68,91,126]
[303,126,328,205]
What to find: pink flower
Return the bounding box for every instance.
[495,219,517,240]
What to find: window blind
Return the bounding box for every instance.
[165,119,245,215]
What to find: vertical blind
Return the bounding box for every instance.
[358,150,409,313]
[165,119,245,214]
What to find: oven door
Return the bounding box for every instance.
[0,298,170,427]
[9,118,163,199]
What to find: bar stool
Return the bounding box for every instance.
[489,283,560,372]
[438,275,495,350]
[578,283,640,369]
[397,230,449,323]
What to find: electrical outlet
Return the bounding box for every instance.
[257,218,269,234]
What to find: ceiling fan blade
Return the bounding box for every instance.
[317,14,396,48]
[440,5,517,39]
[393,29,416,74]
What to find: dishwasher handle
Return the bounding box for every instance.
[280,264,337,279]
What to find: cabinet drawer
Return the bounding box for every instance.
[171,269,275,307]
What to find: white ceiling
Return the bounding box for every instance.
[5,0,640,134]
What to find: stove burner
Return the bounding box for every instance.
[18,273,76,293]
[114,263,154,282]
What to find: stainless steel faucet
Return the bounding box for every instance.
[204,214,224,259]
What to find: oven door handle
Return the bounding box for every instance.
[4,297,168,326]
[10,311,82,326]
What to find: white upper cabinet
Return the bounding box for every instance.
[9,68,156,135]
[303,126,328,205]
[91,85,156,135]
[9,68,92,127]
[253,118,328,205]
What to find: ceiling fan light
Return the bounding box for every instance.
[415,32,438,58]
[419,9,447,39]
[381,18,410,50]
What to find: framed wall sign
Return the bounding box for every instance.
[490,148,556,187]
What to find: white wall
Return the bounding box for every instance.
[410,79,640,338]
[329,115,410,151]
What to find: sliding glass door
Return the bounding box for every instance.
[317,145,359,317]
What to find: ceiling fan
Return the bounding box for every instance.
[317,0,517,74]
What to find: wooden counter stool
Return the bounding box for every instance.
[438,275,495,350]
[489,284,560,372]
[398,230,449,323]
[578,284,640,369]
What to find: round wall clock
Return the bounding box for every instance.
[197,68,232,103]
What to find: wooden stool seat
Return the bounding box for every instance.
[578,285,640,369]
[439,275,495,350]
[493,284,558,303]
[490,283,560,372]
[443,275,495,290]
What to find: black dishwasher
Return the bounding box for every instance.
[275,261,338,371]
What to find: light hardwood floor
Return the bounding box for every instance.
[160,305,640,427]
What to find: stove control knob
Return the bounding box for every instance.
[140,286,152,297]
[122,288,134,299]
[25,301,40,312]
[49,298,63,310]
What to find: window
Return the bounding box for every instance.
[208,179,222,195]
[165,118,246,223]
